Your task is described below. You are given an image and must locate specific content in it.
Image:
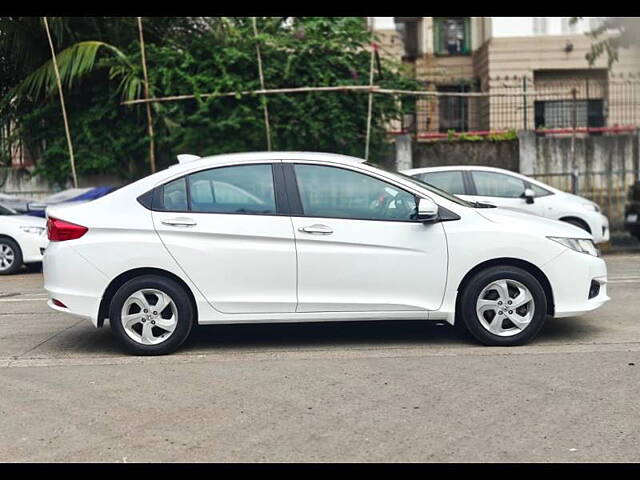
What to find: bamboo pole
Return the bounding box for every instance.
[137,17,156,174]
[252,17,272,151]
[122,86,571,106]
[364,33,376,160]
[122,85,379,105]
[43,17,78,188]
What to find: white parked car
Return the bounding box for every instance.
[44,152,609,355]
[402,166,610,243]
[0,203,48,274]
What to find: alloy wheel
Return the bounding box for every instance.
[475,279,535,337]
[120,289,178,345]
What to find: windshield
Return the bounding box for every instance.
[0,204,18,215]
[365,163,474,208]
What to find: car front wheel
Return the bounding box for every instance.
[109,275,194,355]
[458,266,547,346]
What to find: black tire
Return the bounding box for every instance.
[457,266,547,346]
[25,262,43,273]
[0,237,23,275]
[562,218,590,233]
[109,275,194,355]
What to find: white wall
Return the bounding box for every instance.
[491,17,598,37]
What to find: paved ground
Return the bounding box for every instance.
[1,254,640,462]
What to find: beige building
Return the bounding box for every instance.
[378,17,640,134]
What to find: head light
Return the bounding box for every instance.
[548,236,600,257]
[582,203,600,213]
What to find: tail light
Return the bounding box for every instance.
[47,217,88,242]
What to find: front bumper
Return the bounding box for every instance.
[587,213,610,244]
[542,248,609,318]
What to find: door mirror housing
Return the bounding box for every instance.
[417,197,439,222]
[523,188,535,204]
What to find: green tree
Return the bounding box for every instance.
[573,17,640,67]
[2,17,418,185]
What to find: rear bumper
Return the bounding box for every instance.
[542,249,609,318]
[43,241,107,327]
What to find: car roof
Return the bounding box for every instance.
[402,165,564,195]
[176,151,366,169]
[404,165,514,174]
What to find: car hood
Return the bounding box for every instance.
[475,207,592,239]
[0,214,46,227]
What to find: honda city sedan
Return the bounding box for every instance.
[43,152,609,355]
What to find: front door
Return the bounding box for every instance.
[469,170,546,217]
[288,163,448,313]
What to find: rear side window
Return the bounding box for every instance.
[415,171,466,195]
[162,178,188,211]
[187,164,276,214]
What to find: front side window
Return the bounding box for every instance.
[529,183,553,198]
[294,164,418,221]
[472,171,526,198]
[416,171,466,195]
[187,164,276,214]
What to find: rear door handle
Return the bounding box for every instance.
[161,217,197,227]
[298,224,333,235]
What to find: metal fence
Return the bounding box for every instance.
[529,169,637,233]
[403,74,640,137]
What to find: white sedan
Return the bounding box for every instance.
[0,203,48,274]
[402,165,610,243]
[43,152,608,355]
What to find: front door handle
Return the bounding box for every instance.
[298,224,333,235]
[161,217,197,227]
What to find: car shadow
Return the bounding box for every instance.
[180,320,476,353]
[55,315,604,358]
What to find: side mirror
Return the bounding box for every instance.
[523,188,535,204]
[417,197,439,222]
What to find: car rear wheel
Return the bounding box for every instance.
[458,266,547,346]
[109,275,194,355]
[0,238,22,275]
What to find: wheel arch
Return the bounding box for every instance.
[455,257,555,317]
[0,234,21,250]
[559,216,591,233]
[97,267,198,328]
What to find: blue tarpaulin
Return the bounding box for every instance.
[26,186,118,217]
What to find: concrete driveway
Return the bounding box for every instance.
[1,254,639,462]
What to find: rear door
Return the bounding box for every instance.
[151,162,297,314]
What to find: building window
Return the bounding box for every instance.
[438,85,469,132]
[534,99,605,129]
[434,17,470,55]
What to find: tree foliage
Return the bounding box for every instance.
[573,17,640,67]
[1,17,418,186]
